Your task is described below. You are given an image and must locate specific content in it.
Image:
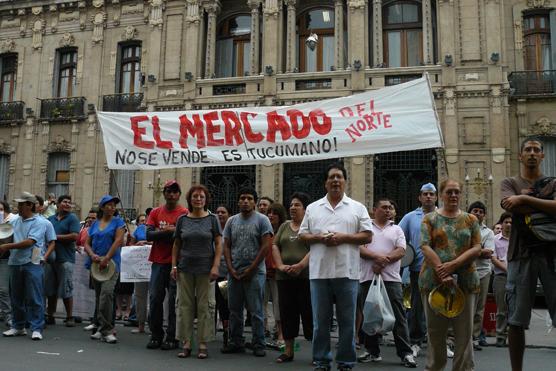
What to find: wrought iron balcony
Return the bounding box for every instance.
[508,70,556,97]
[40,97,86,122]
[0,101,25,124]
[295,78,332,90]
[102,93,144,112]
[213,83,246,96]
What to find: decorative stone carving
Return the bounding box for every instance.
[123,25,138,40]
[31,7,43,16]
[60,32,75,47]
[534,117,554,136]
[263,0,280,18]
[46,136,74,153]
[92,0,105,8]
[91,12,107,44]
[185,0,201,24]
[527,0,550,7]
[489,86,503,114]
[1,18,21,29]
[149,0,164,27]
[348,0,366,10]
[60,11,79,23]
[0,139,14,154]
[32,19,46,50]
[444,88,456,116]
[122,3,144,15]
[0,39,16,53]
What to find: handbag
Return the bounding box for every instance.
[361,274,395,336]
[525,212,556,242]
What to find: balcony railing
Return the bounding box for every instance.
[40,97,86,122]
[102,93,144,112]
[0,101,25,123]
[295,78,332,90]
[509,70,556,97]
[213,83,246,96]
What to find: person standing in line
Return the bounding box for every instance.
[77,210,98,248]
[42,193,57,218]
[467,201,495,350]
[500,137,556,371]
[171,185,222,359]
[45,195,81,327]
[492,223,502,236]
[491,212,511,347]
[0,200,14,327]
[215,205,231,346]
[1,193,48,341]
[221,188,273,357]
[357,198,417,368]
[145,180,188,350]
[398,183,437,357]
[420,179,481,371]
[272,192,313,364]
[299,163,373,371]
[257,197,273,216]
[84,195,125,344]
[128,213,149,334]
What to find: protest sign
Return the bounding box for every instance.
[97,76,442,169]
[120,245,152,282]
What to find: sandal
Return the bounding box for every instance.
[276,353,294,363]
[198,348,208,359]
[177,348,192,358]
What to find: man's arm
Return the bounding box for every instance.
[241,233,272,280]
[223,237,240,280]
[491,256,507,272]
[56,233,78,242]
[501,195,556,216]
[0,238,36,251]
[146,225,174,241]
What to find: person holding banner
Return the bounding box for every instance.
[299,163,373,371]
[420,179,481,371]
[171,185,221,359]
[84,195,126,344]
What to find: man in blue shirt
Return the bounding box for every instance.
[46,195,81,327]
[0,192,47,340]
[398,183,437,357]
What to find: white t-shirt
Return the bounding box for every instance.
[476,224,495,279]
[360,220,406,283]
[300,194,372,280]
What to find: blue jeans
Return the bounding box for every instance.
[148,263,176,341]
[9,263,44,332]
[311,278,359,369]
[228,272,265,349]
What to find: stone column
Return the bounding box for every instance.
[334,0,345,70]
[284,0,296,72]
[422,0,434,65]
[437,0,455,65]
[204,1,220,79]
[348,0,366,90]
[248,0,261,75]
[184,0,201,83]
[371,0,383,67]
[262,0,281,95]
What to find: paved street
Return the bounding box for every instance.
[1,309,555,371]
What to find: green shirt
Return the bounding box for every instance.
[274,221,310,280]
[419,211,481,294]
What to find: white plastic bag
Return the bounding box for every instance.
[362,274,395,336]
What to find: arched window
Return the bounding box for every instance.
[523,13,552,71]
[298,8,335,72]
[383,1,422,67]
[119,43,142,94]
[0,53,17,102]
[216,15,252,78]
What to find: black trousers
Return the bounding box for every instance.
[277,279,313,340]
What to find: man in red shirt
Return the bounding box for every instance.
[145,180,188,350]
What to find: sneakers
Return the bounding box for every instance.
[3,328,27,337]
[90,331,102,340]
[146,338,161,349]
[160,339,179,350]
[31,331,43,341]
[357,352,382,363]
[253,347,266,357]
[83,323,97,331]
[65,318,76,327]
[103,334,118,344]
[478,338,489,347]
[402,354,417,368]
[473,340,482,351]
[221,343,246,354]
[411,344,421,358]
[45,316,56,325]
[446,345,454,358]
[496,338,506,347]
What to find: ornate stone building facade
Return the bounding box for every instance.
[0,0,555,224]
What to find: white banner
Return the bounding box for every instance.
[120,245,152,283]
[97,76,443,169]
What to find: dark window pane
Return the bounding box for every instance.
[306,9,335,30]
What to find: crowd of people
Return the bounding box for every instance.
[0,136,554,371]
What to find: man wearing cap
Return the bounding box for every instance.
[146,180,188,350]
[45,195,81,327]
[0,192,48,340]
[398,183,437,357]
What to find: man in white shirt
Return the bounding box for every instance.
[358,198,416,368]
[467,201,495,350]
[300,163,372,371]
